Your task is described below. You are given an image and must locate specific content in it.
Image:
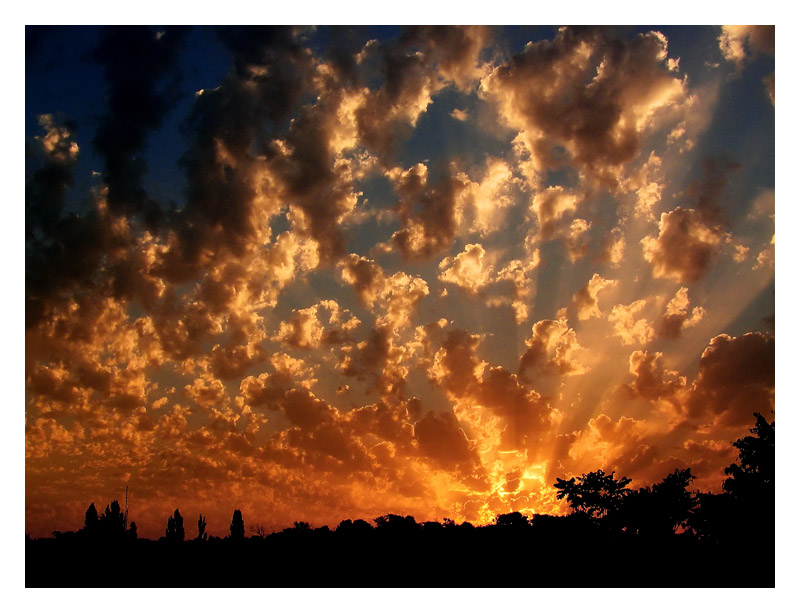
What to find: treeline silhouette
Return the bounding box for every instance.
[26,413,774,587]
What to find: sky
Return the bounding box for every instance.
[24,24,776,540]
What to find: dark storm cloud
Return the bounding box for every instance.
[92,26,188,225]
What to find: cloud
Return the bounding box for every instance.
[388,163,471,261]
[92,26,188,222]
[763,72,775,105]
[571,273,616,320]
[472,367,555,452]
[531,186,580,240]
[623,151,663,220]
[401,25,490,91]
[641,207,726,284]
[568,413,649,469]
[609,300,655,346]
[429,328,487,398]
[459,157,519,236]
[481,27,686,189]
[275,300,359,350]
[718,25,775,71]
[624,350,685,399]
[339,325,408,399]
[438,243,494,293]
[659,287,705,339]
[518,318,586,380]
[414,410,479,472]
[753,235,775,271]
[686,332,774,426]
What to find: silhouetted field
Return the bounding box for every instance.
[26,517,773,587]
[26,413,774,587]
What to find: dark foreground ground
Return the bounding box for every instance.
[26,522,773,588]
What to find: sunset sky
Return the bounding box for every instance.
[25,24,776,540]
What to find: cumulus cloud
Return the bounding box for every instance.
[718,25,775,71]
[686,332,774,426]
[459,157,519,236]
[659,287,705,339]
[387,163,472,261]
[609,300,655,346]
[753,235,775,271]
[481,27,686,189]
[625,350,685,399]
[275,300,359,349]
[438,243,494,293]
[518,318,586,380]
[641,207,726,284]
[623,151,663,220]
[338,254,429,330]
[571,273,616,320]
[531,186,580,240]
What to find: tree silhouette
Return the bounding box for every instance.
[230,509,245,541]
[374,514,419,534]
[196,514,208,541]
[127,521,138,540]
[251,524,268,538]
[554,469,632,519]
[99,500,125,540]
[724,412,774,500]
[84,503,99,539]
[495,511,530,528]
[336,519,372,535]
[166,509,184,542]
[618,468,696,538]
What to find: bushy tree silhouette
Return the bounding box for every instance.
[374,514,419,534]
[495,511,530,528]
[724,412,774,500]
[618,468,696,538]
[554,469,632,519]
[688,413,774,554]
[230,509,245,541]
[165,509,184,542]
[336,519,372,534]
